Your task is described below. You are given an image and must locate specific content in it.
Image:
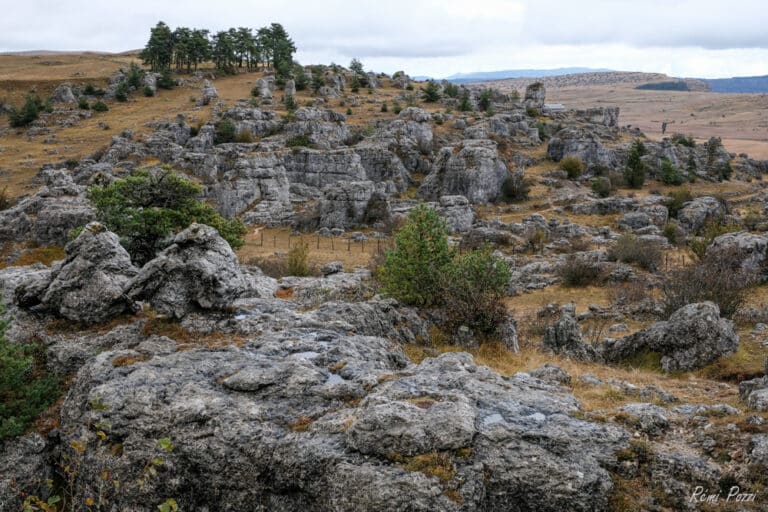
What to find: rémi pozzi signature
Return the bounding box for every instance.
[690,486,758,503]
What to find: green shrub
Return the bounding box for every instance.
[114,81,130,102]
[126,62,145,89]
[143,86,155,97]
[559,255,602,287]
[526,106,540,117]
[591,177,613,197]
[284,93,298,112]
[688,219,739,260]
[560,156,585,180]
[623,139,647,189]
[379,205,455,307]
[670,133,695,148]
[478,89,493,112]
[83,84,97,95]
[381,102,388,113]
[91,100,109,112]
[214,119,237,144]
[666,188,693,218]
[443,82,460,98]
[78,97,90,110]
[346,107,353,116]
[87,167,246,265]
[286,134,313,148]
[608,234,662,271]
[441,246,511,334]
[0,303,60,441]
[287,240,310,276]
[502,173,531,202]
[421,80,441,103]
[459,90,473,112]
[662,222,683,246]
[157,69,175,90]
[8,94,45,127]
[392,101,403,114]
[660,157,684,185]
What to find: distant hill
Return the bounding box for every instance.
[413,68,612,83]
[705,75,768,93]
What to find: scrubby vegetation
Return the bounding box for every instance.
[87,167,246,265]
[0,303,60,440]
[8,94,51,127]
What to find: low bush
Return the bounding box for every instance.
[441,246,511,335]
[558,255,603,287]
[8,95,46,127]
[157,69,175,90]
[670,133,695,147]
[1,303,60,441]
[608,234,663,271]
[114,81,130,102]
[143,86,155,97]
[502,173,531,202]
[526,106,540,117]
[660,157,684,185]
[214,119,237,144]
[662,248,754,318]
[91,100,109,112]
[77,97,89,110]
[591,177,613,197]
[623,139,647,189]
[287,240,310,276]
[560,156,585,180]
[688,218,739,260]
[666,188,693,218]
[286,134,313,148]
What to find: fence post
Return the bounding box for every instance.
[347,238,351,252]
[361,239,365,253]
[331,237,334,251]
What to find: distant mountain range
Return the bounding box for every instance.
[414,67,768,93]
[412,67,611,83]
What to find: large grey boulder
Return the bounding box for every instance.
[197,79,218,106]
[542,306,599,361]
[126,223,249,318]
[0,434,53,509]
[419,140,509,204]
[37,222,138,324]
[51,83,76,104]
[706,231,768,274]
[438,195,474,234]
[677,196,726,233]
[524,82,545,109]
[48,333,627,512]
[285,108,350,149]
[546,128,617,167]
[603,302,738,372]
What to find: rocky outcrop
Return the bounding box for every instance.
[126,224,251,318]
[706,231,768,274]
[546,127,617,167]
[419,140,509,204]
[16,222,138,324]
[677,196,726,233]
[542,306,599,361]
[285,108,350,149]
[318,181,390,228]
[51,83,76,104]
[603,302,738,372]
[524,82,545,109]
[49,335,627,512]
[220,103,281,138]
[437,195,474,234]
[0,169,95,246]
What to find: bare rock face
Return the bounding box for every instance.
[542,306,599,361]
[546,127,617,167]
[677,196,726,233]
[284,107,350,149]
[36,222,138,324]
[603,302,738,372]
[706,231,768,274]
[197,79,218,106]
[419,140,509,204]
[284,79,296,97]
[126,223,250,318]
[524,82,546,109]
[49,334,627,512]
[51,83,76,104]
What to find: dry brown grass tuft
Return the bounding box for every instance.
[111,353,150,367]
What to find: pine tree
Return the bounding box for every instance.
[140,21,174,72]
[421,80,441,102]
[624,139,647,189]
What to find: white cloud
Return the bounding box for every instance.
[1,0,766,78]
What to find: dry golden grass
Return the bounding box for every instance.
[111,353,150,367]
[0,245,66,268]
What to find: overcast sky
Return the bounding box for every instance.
[2,0,767,78]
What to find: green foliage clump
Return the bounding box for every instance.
[608,234,662,271]
[1,303,60,441]
[143,86,155,97]
[442,82,460,98]
[286,134,313,148]
[78,97,90,110]
[87,168,246,265]
[126,62,145,89]
[380,102,388,113]
[665,188,693,218]
[157,69,176,89]
[284,93,298,111]
[421,80,441,103]
[478,89,493,112]
[458,90,473,112]
[560,156,585,180]
[8,95,46,127]
[660,157,684,185]
[670,133,695,148]
[114,81,130,102]
[441,246,511,334]
[688,218,739,260]
[591,177,613,197]
[392,101,403,115]
[502,173,531,202]
[379,205,455,307]
[287,240,310,276]
[525,106,540,117]
[623,139,647,189]
[214,118,237,144]
[91,100,109,112]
